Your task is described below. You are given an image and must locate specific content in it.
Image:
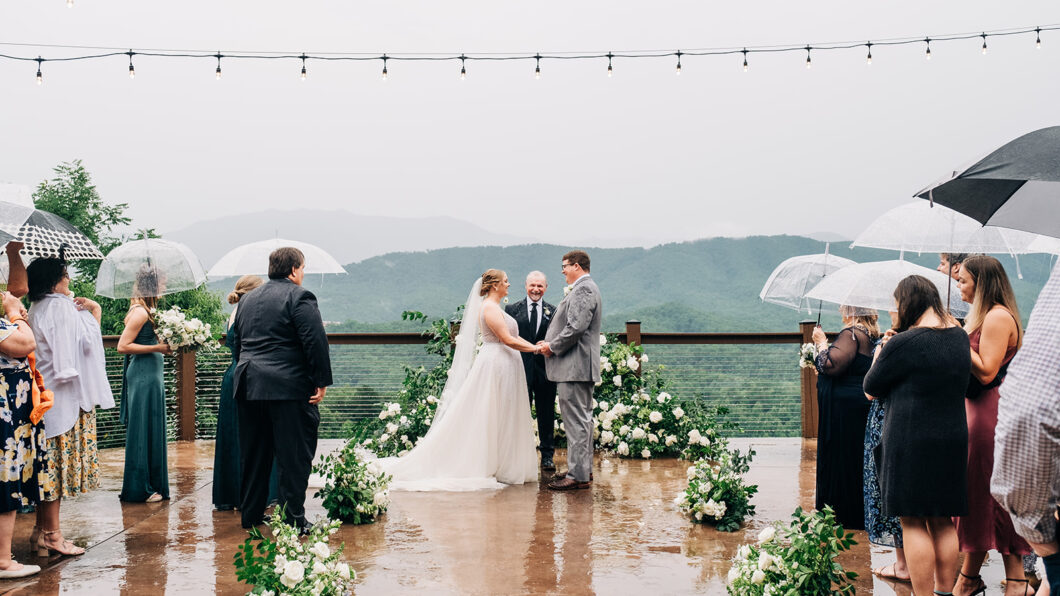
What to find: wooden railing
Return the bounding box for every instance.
[102,320,823,442]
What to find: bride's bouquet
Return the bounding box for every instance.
[798,342,820,370]
[152,306,216,352]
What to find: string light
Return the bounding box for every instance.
[925,37,932,60]
[35,57,42,85]
[805,45,812,69]
[866,42,873,65]
[1036,27,1042,48]
[742,48,748,72]
[459,54,466,80]
[300,54,307,80]
[607,52,613,77]
[675,50,682,75]
[534,53,541,79]
[981,33,988,54]
[127,50,135,79]
[381,54,388,80]
[215,53,222,80]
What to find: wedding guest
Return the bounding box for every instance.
[951,255,1033,596]
[233,248,331,531]
[26,257,113,557]
[213,275,270,511]
[993,260,1060,596]
[0,290,44,578]
[864,275,970,596]
[117,266,172,503]
[506,271,558,471]
[811,305,879,531]
[865,308,909,583]
[939,252,971,281]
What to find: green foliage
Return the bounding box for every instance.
[313,442,391,524]
[726,506,857,595]
[675,448,758,532]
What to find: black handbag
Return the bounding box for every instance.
[966,360,1009,400]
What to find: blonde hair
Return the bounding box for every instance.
[839,305,881,340]
[227,275,264,305]
[961,255,1023,348]
[480,269,505,296]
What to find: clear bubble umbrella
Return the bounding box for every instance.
[805,259,970,317]
[0,183,39,245]
[206,238,347,278]
[95,238,207,298]
[759,246,856,315]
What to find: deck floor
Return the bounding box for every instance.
[0,438,1019,595]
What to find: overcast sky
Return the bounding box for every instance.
[2,1,1059,247]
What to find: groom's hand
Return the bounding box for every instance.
[309,387,326,405]
[537,341,553,357]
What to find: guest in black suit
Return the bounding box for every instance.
[233,247,332,531]
[506,271,558,470]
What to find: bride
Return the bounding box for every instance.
[381,269,542,491]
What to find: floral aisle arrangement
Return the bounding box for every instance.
[361,395,439,457]
[596,389,731,461]
[674,448,758,532]
[726,506,857,595]
[152,305,216,352]
[799,343,820,370]
[313,441,391,525]
[234,508,354,596]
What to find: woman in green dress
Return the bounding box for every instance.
[117,267,171,503]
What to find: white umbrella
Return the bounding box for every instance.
[207,238,347,277]
[759,248,857,314]
[851,201,1053,257]
[0,183,38,244]
[95,238,207,298]
[805,259,970,317]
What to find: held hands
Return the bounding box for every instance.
[309,387,326,405]
[536,341,553,357]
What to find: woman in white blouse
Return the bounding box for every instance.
[25,257,114,557]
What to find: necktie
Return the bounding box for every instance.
[530,302,539,336]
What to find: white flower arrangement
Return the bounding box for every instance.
[799,342,820,370]
[151,306,216,352]
[676,448,757,532]
[313,443,392,525]
[233,508,353,595]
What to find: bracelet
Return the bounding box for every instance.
[8,317,26,326]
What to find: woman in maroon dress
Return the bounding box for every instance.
[952,256,1033,596]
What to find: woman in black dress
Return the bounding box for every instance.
[864,275,970,596]
[811,305,879,531]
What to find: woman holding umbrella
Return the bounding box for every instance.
[117,265,171,503]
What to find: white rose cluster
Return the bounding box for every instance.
[151,306,215,352]
[250,512,354,595]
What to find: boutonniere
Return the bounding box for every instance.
[544,307,551,317]
[563,285,573,296]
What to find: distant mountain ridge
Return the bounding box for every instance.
[206,236,1054,332]
[165,209,537,267]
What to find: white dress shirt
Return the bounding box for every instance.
[28,293,115,439]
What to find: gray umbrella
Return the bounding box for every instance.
[916,126,1060,238]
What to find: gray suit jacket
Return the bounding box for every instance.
[544,275,602,383]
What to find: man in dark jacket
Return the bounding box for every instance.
[233,247,332,531]
[506,271,558,470]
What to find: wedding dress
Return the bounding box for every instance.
[380,279,539,491]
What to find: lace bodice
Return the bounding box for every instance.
[480,310,518,344]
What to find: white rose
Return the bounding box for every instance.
[425,418,432,426]
[602,361,613,372]
[399,416,408,425]
[311,560,328,577]
[686,466,697,479]
[280,560,305,588]
[658,391,670,401]
[619,425,630,436]
[738,545,752,560]
[641,449,651,458]
[665,435,677,446]
[310,541,330,559]
[727,568,739,584]
[694,511,703,520]
[273,554,288,574]
[386,423,398,434]
[758,526,776,543]
[617,442,629,456]
[672,407,684,419]
[373,491,388,506]
[379,433,389,442]
[388,403,401,414]
[601,419,612,431]
[640,354,649,363]
[631,428,645,440]
[336,562,351,580]
[162,328,173,337]
[598,401,609,412]
[378,411,388,420]
[699,436,711,447]
[599,334,607,345]
[648,433,658,444]
[426,395,438,404]
[649,411,663,424]
[613,375,622,387]
[688,429,702,443]
[626,356,640,371]
[751,569,765,585]
[600,430,615,445]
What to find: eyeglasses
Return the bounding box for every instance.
[561,263,573,271]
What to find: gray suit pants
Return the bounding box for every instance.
[558,381,594,482]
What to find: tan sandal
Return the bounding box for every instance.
[37,529,86,557]
[145,493,163,503]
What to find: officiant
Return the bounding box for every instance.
[506,271,558,471]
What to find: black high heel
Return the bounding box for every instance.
[1005,577,1031,596]
[959,571,986,596]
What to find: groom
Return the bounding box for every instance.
[539,250,602,491]
[506,271,558,470]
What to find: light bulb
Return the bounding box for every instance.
[535,65,540,79]
[382,66,388,80]
[925,39,932,60]
[982,34,988,55]
[129,63,135,79]
[675,51,682,76]
[866,43,873,65]
[300,55,307,81]
[607,52,613,77]
[1036,28,1042,49]
[215,65,222,80]
[36,69,42,85]
[301,66,307,81]
[742,49,748,72]
[460,66,466,80]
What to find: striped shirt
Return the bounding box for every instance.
[992,261,1060,545]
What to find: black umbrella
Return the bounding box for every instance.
[916,126,1060,238]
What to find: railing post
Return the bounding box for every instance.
[625,320,642,378]
[799,320,818,439]
[449,320,460,352]
[175,350,197,441]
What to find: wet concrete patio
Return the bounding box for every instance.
[0,438,1019,595]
